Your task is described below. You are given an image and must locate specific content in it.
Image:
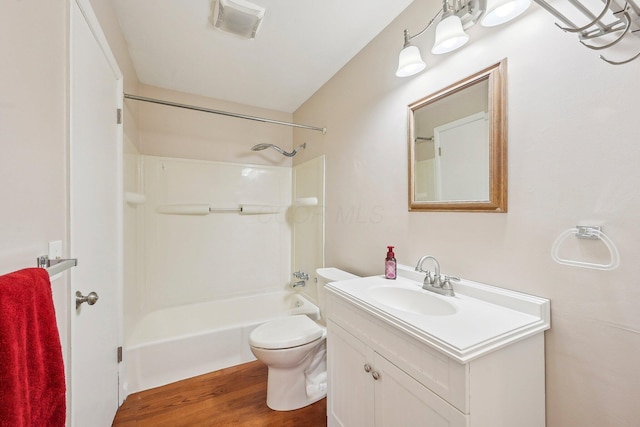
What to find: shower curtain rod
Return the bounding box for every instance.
[123,94,327,134]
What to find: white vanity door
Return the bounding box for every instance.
[373,354,468,427]
[327,322,375,427]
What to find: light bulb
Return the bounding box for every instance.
[431,16,469,55]
[481,0,531,27]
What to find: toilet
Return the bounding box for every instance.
[249,267,359,411]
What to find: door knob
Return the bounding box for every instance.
[76,291,99,309]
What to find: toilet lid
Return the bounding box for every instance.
[250,315,324,349]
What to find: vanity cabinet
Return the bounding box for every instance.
[326,289,547,427]
[328,321,467,427]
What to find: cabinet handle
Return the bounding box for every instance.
[371,371,381,380]
[363,363,372,373]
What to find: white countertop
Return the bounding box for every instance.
[326,265,551,363]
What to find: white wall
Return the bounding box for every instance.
[0,0,68,365]
[1,4,140,425]
[293,1,640,425]
[1,3,137,424]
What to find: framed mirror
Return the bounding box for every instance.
[408,60,507,212]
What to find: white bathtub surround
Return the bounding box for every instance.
[123,154,331,395]
[292,156,325,305]
[125,292,318,393]
[123,150,332,399]
[140,156,292,313]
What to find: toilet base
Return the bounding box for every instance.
[249,318,329,411]
[266,364,326,411]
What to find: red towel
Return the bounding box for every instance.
[0,268,66,427]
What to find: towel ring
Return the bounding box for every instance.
[551,226,620,270]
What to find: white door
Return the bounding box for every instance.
[70,0,123,425]
[434,112,489,201]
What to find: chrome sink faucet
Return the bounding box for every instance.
[415,255,458,297]
[415,255,441,287]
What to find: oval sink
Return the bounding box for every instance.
[367,286,457,316]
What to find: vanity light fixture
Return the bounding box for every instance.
[431,14,470,54]
[396,29,429,77]
[395,0,531,77]
[396,10,442,77]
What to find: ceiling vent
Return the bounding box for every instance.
[212,0,265,40]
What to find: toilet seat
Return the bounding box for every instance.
[250,315,324,349]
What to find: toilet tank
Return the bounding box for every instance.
[316,268,359,320]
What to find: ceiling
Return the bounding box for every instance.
[114,0,415,113]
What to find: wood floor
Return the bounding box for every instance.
[112,361,327,427]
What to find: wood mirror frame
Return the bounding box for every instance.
[408,60,507,212]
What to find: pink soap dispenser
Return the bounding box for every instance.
[385,246,397,279]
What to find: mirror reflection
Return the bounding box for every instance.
[408,60,507,212]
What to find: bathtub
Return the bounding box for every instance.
[124,291,320,394]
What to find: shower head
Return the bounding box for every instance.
[250,143,306,157]
[251,143,275,151]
